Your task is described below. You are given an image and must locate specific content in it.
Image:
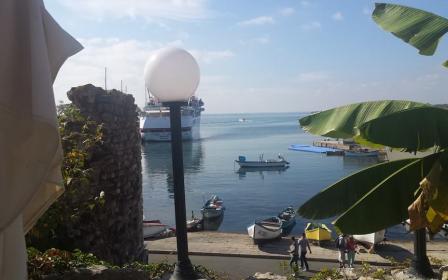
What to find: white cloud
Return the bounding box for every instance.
[238,16,275,26]
[279,7,295,17]
[332,12,343,21]
[239,35,270,46]
[56,0,210,21]
[190,50,235,64]
[296,72,329,82]
[300,21,321,31]
[53,38,234,107]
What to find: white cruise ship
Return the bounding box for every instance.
[140,96,204,142]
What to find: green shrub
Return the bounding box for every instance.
[371,268,386,279]
[310,267,341,280]
[28,247,226,280]
[26,104,104,250]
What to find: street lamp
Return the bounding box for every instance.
[144,47,201,280]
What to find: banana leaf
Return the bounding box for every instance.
[372,3,448,57]
[298,158,418,219]
[359,106,448,152]
[334,151,443,234]
[299,100,427,140]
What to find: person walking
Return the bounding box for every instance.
[298,232,312,271]
[346,236,357,268]
[289,236,299,271]
[336,234,347,268]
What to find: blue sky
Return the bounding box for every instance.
[46,0,448,113]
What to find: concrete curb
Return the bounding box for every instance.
[148,250,392,267]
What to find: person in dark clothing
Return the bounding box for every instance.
[298,232,312,271]
[289,236,299,270]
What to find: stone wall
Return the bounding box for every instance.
[67,84,145,265]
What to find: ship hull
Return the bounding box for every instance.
[140,115,201,142]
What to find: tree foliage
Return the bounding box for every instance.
[372,3,448,67]
[298,101,448,234]
[26,104,105,250]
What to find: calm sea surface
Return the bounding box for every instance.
[142,112,412,239]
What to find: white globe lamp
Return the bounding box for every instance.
[144,47,200,102]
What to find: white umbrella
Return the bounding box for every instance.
[0,0,82,278]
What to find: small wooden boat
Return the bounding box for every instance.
[277,207,296,234]
[235,154,289,168]
[186,218,202,232]
[247,216,282,244]
[201,195,225,218]
[187,211,203,232]
[353,230,386,245]
[305,223,332,243]
[143,220,168,238]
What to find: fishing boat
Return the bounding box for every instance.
[201,195,225,218]
[353,230,386,245]
[203,214,224,231]
[277,207,296,234]
[305,223,332,244]
[187,211,203,232]
[186,218,202,232]
[142,220,168,238]
[235,154,289,168]
[247,216,283,244]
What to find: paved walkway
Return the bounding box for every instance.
[149,253,342,279]
[145,232,448,266]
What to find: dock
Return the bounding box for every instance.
[145,232,448,266]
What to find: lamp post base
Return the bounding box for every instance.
[408,228,434,278]
[169,261,203,280]
[409,258,434,279]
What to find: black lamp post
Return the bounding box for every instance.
[410,228,434,278]
[144,47,202,280]
[166,101,198,279]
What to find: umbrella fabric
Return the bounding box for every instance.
[0,0,82,278]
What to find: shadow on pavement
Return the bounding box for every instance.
[375,243,413,262]
[257,238,290,255]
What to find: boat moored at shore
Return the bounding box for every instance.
[247,216,283,243]
[201,195,225,218]
[305,223,332,244]
[143,220,169,238]
[353,230,386,245]
[277,207,296,234]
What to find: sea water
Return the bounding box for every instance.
[142,112,412,239]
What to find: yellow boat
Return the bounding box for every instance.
[305,223,332,242]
